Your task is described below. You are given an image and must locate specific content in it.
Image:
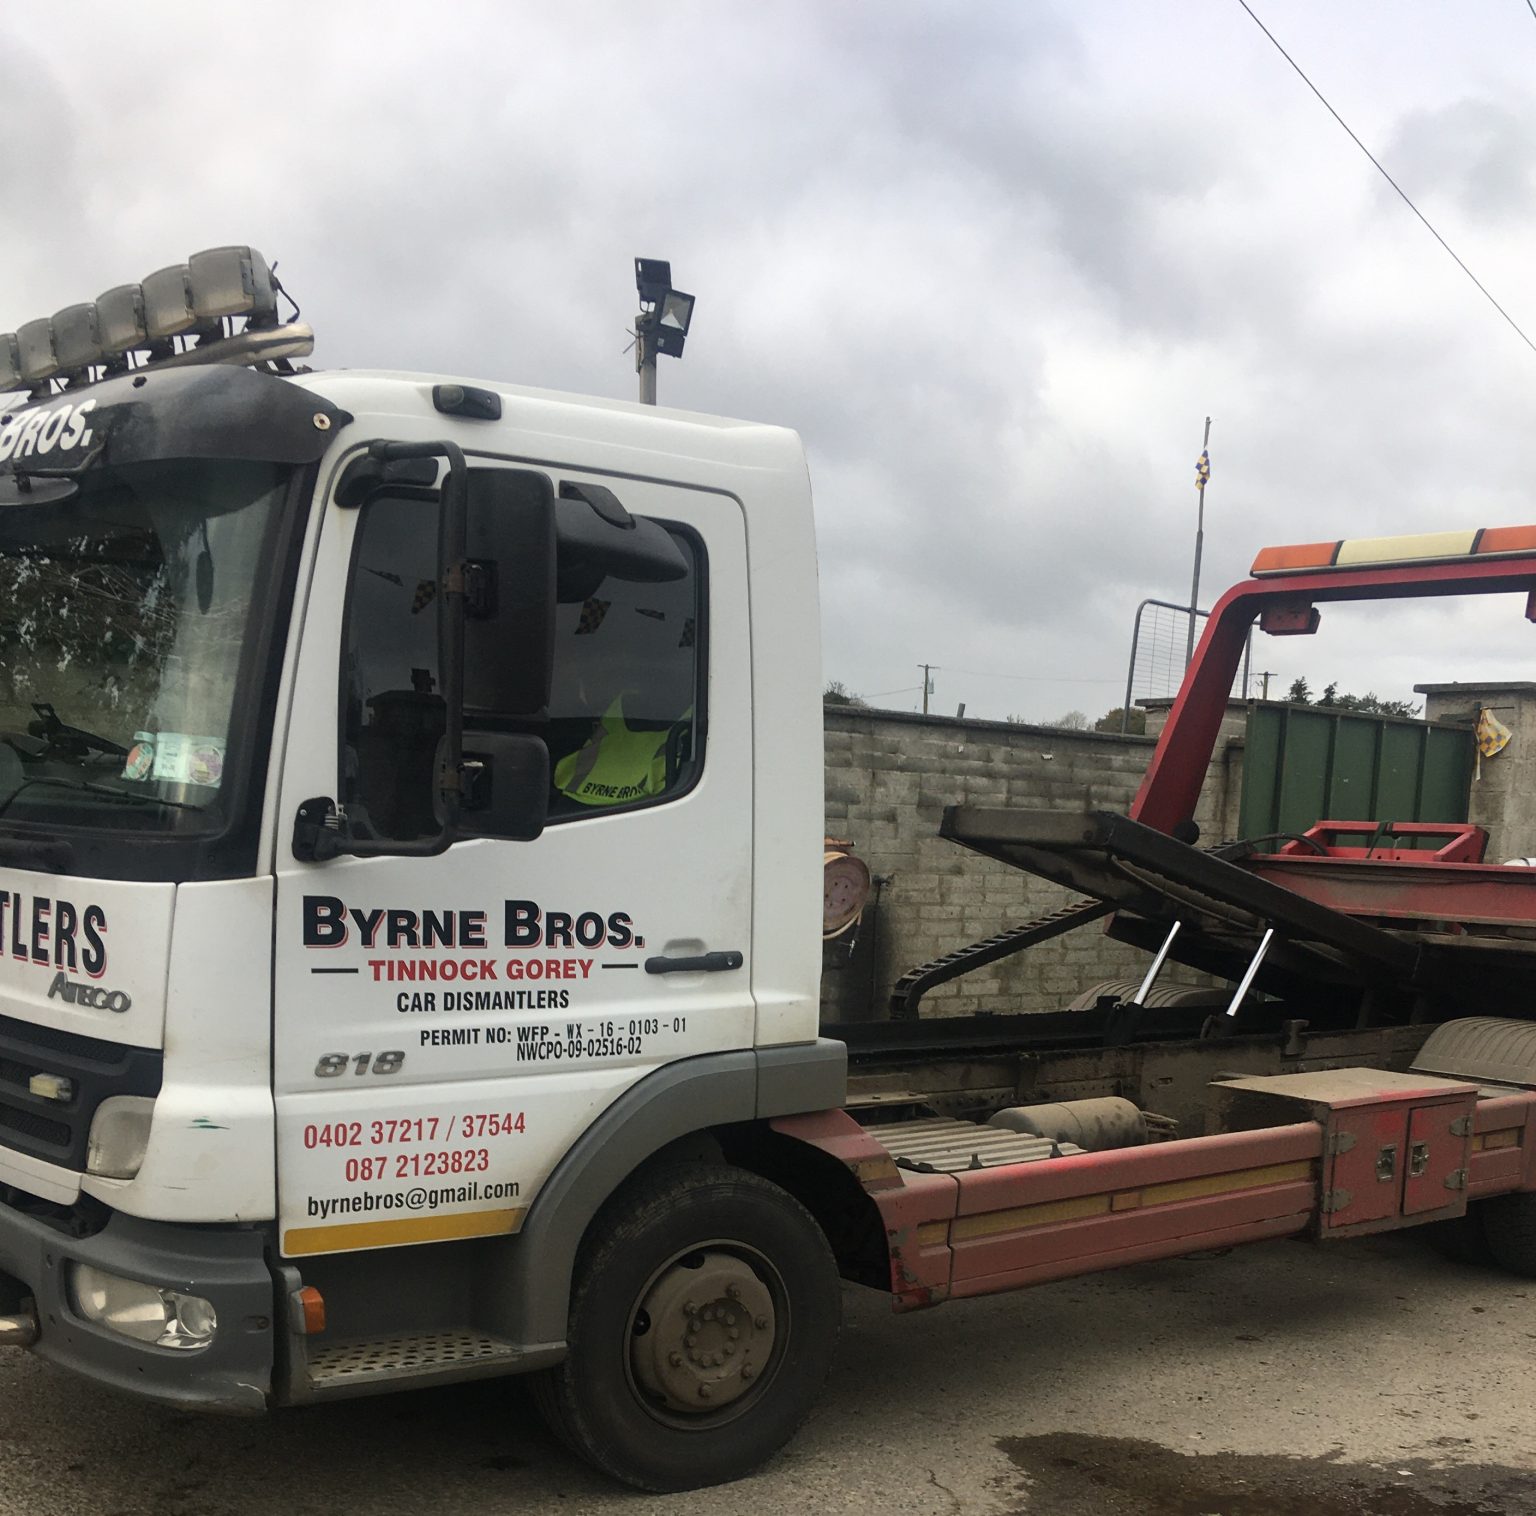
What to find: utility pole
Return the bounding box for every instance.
[1185,417,1212,668]
[635,320,657,405]
[1258,670,1274,700]
[918,664,938,716]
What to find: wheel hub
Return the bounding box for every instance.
[630,1249,776,1414]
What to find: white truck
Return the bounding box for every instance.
[5,247,1536,1492]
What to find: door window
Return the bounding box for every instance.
[339,482,704,843]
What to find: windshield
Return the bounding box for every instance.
[0,458,292,837]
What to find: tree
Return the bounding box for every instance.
[1272,677,1419,718]
[1323,690,1421,718]
[823,680,866,707]
[1095,706,1146,735]
[1052,710,1089,730]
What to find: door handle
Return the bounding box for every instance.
[1410,1141,1430,1177]
[644,951,744,975]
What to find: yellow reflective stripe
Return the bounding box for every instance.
[283,1206,525,1256]
[1333,529,1478,566]
[946,1159,1315,1243]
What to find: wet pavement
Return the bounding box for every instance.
[2,1230,1533,1515]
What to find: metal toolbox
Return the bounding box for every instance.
[1211,1068,1478,1237]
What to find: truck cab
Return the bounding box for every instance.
[0,251,842,1480]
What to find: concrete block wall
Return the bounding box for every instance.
[821,707,1245,1022]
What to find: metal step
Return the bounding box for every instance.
[307,1329,523,1394]
[866,1115,1085,1173]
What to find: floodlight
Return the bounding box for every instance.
[141,264,196,340]
[15,318,59,383]
[188,245,275,322]
[635,258,672,306]
[52,304,103,372]
[95,284,148,355]
[659,289,694,336]
[0,334,20,392]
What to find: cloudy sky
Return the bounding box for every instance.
[5,2,1535,724]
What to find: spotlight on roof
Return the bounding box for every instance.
[632,257,696,404]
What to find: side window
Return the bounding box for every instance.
[339,482,704,843]
[546,528,703,817]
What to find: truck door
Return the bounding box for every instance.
[271,458,753,1261]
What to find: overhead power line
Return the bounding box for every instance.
[1236,0,1536,359]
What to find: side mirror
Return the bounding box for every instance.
[453,731,549,842]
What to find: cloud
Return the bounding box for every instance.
[2,0,1535,729]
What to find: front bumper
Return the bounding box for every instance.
[0,1192,277,1413]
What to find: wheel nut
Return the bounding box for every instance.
[686,1334,697,1348]
[741,1365,755,1381]
[725,1343,736,1356]
[729,1327,740,1340]
[669,1351,683,1367]
[727,1284,741,1300]
[689,1319,701,1334]
[699,1384,712,1400]
[754,1316,768,1330]
[684,1301,699,1315]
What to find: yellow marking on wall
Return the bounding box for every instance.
[947,1161,1316,1244]
[284,1206,526,1257]
[1334,530,1477,566]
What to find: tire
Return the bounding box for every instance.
[1421,1207,1494,1267]
[1480,1192,1536,1277]
[530,1162,841,1492]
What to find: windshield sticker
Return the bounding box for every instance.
[121,734,155,782]
[149,732,226,788]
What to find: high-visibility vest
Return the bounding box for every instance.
[553,696,675,807]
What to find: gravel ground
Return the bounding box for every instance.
[2,1230,1532,1516]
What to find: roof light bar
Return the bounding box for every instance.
[0,244,309,399]
[52,304,103,373]
[15,318,59,384]
[188,246,275,323]
[95,285,148,356]
[1253,525,1536,577]
[0,333,19,392]
[141,264,197,342]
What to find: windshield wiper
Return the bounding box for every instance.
[28,702,128,760]
[0,774,202,821]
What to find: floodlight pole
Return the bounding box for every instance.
[636,313,658,405]
[1184,416,1212,668]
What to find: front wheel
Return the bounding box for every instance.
[531,1163,841,1491]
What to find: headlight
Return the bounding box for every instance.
[86,1096,156,1180]
[70,1264,218,1351]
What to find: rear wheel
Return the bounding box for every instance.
[1480,1192,1536,1277]
[531,1163,841,1491]
[1421,1207,1494,1267]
